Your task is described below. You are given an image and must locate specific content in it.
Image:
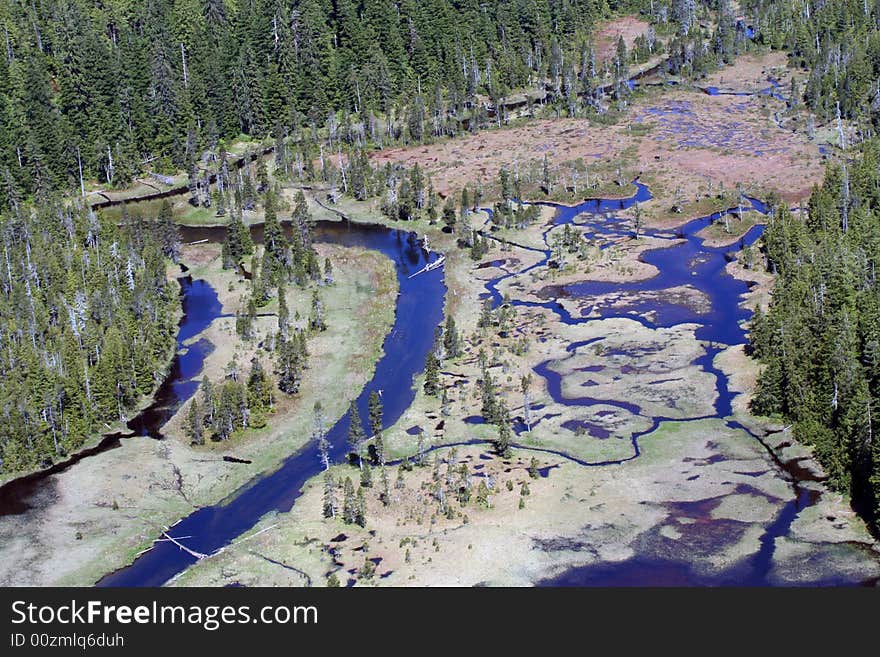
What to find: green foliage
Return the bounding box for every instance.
[276,330,307,395]
[202,375,249,441]
[750,141,880,530]
[323,474,337,519]
[423,352,440,396]
[529,457,540,479]
[347,400,366,462]
[494,399,513,458]
[379,466,391,505]
[442,314,462,359]
[0,202,178,473]
[184,398,203,446]
[246,358,273,412]
[342,476,357,524]
[222,211,254,269]
[357,557,375,579]
[491,201,541,231]
[481,370,500,424]
[355,487,367,527]
[0,0,624,207]
[308,290,326,332]
[368,390,383,437]
[744,0,880,127]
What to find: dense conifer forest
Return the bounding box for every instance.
[738,0,880,527]
[1,0,880,532]
[0,204,179,471]
[751,143,880,527]
[744,0,880,128]
[0,0,615,201]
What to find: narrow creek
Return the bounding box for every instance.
[0,273,220,515]
[1,183,875,586]
[476,187,877,586]
[96,221,446,586]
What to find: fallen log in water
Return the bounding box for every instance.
[408,254,446,278]
[161,530,208,560]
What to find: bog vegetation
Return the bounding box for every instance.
[1,0,880,533]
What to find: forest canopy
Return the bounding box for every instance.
[0,203,179,472]
[0,0,616,202]
[2,0,880,529]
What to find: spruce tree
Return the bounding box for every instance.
[246,358,273,412]
[323,473,337,518]
[495,400,512,458]
[277,283,290,340]
[342,477,356,524]
[323,258,334,284]
[184,398,203,445]
[481,370,499,423]
[347,401,366,466]
[355,487,367,527]
[373,432,386,466]
[424,352,440,395]
[380,467,391,506]
[276,337,302,394]
[261,192,286,284]
[478,298,494,329]
[201,377,215,430]
[443,314,462,358]
[308,289,327,332]
[529,457,540,479]
[368,390,383,437]
[442,196,456,231]
[315,402,331,470]
[521,374,534,432]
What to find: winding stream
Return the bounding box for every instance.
[1,181,875,586]
[96,221,446,586]
[475,187,877,585]
[0,273,220,515]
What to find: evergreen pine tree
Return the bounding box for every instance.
[424,352,440,395]
[308,289,327,332]
[355,487,367,527]
[380,466,391,506]
[494,399,512,458]
[184,397,203,445]
[368,390,383,437]
[323,473,337,518]
[529,457,540,479]
[315,401,331,470]
[342,477,356,524]
[246,357,273,412]
[347,401,366,466]
[443,314,461,358]
[481,370,499,423]
[276,336,303,394]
